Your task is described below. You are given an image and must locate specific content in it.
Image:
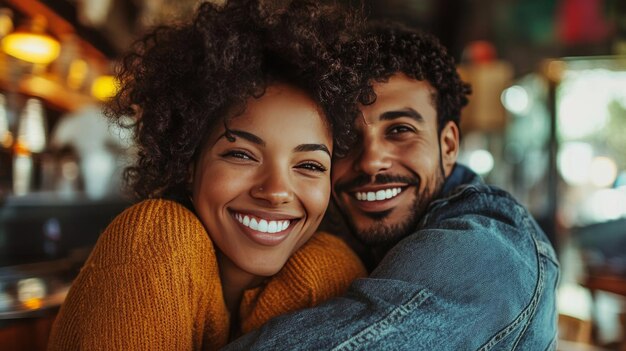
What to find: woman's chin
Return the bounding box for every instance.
[241,258,288,279]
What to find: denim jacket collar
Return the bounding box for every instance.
[439,163,481,198]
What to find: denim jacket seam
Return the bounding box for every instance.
[330,289,432,351]
[477,217,546,351]
[545,336,557,351]
[510,225,547,350]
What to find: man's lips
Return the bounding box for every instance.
[344,185,411,213]
[353,186,404,201]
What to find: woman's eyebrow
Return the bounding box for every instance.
[294,144,331,157]
[219,129,265,146]
[219,130,330,156]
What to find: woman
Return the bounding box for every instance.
[47,1,365,350]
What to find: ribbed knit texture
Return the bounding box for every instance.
[47,199,365,350]
[239,233,366,333]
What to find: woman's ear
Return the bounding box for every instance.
[439,121,459,177]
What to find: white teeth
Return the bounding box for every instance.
[268,221,277,233]
[249,218,258,230]
[258,219,268,232]
[354,187,403,202]
[375,190,385,200]
[234,213,291,233]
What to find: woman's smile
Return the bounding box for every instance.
[230,210,300,246]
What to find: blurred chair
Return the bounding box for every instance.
[559,313,593,344]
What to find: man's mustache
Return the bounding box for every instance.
[334,174,420,194]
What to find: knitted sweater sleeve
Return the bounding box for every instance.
[239,232,366,333]
[47,199,230,351]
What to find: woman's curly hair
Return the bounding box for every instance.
[337,21,472,133]
[107,0,363,199]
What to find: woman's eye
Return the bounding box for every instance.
[296,162,328,173]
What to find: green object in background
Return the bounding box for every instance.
[511,0,558,45]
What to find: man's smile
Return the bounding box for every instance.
[344,185,414,214]
[353,187,404,201]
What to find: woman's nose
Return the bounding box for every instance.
[250,169,294,206]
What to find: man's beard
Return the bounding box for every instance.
[341,173,444,247]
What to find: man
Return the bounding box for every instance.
[225,22,559,351]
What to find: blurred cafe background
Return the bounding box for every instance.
[0,0,624,350]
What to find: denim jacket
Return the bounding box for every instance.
[225,164,560,350]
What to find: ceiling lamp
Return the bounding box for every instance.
[1,15,60,65]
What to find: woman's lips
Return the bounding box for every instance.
[231,211,297,246]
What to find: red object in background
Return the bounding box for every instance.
[557,0,612,44]
[462,40,497,65]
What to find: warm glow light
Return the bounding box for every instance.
[67,59,89,90]
[22,298,43,310]
[13,154,33,196]
[557,69,626,140]
[589,156,618,188]
[557,284,591,320]
[17,278,46,306]
[557,142,593,185]
[91,75,118,101]
[584,189,626,222]
[16,98,47,153]
[468,149,494,175]
[1,32,60,64]
[501,85,530,115]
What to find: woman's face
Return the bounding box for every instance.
[192,84,332,277]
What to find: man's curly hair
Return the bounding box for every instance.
[339,21,472,132]
[107,0,363,199]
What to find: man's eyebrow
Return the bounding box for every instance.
[220,129,265,146]
[294,144,331,157]
[379,108,425,123]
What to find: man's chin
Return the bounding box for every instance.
[352,221,410,247]
[361,209,393,220]
[338,180,440,248]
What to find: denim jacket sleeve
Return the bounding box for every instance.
[224,185,559,351]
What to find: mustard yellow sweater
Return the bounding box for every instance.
[48,199,365,351]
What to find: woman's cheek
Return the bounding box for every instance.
[301,178,331,223]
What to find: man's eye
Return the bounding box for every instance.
[296,162,328,173]
[388,125,415,134]
[221,150,255,161]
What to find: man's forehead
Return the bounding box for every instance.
[371,73,434,98]
[358,74,437,125]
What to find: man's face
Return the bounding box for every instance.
[332,73,459,246]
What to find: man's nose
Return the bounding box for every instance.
[354,137,392,177]
[250,168,294,206]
